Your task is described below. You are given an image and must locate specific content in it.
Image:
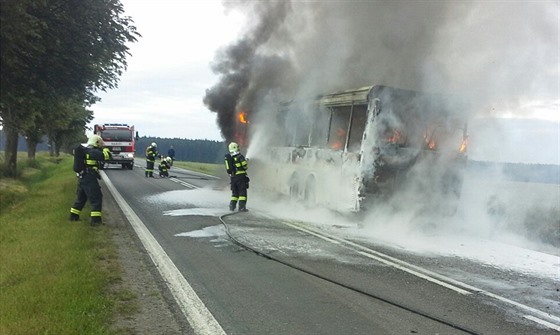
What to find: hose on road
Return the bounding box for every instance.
[218,211,481,335]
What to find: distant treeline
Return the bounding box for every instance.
[0,131,227,164]
[2,130,558,181]
[136,137,226,164]
[467,160,560,185]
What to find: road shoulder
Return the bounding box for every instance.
[101,182,189,334]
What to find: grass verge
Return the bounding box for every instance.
[0,153,120,335]
[171,160,220,175]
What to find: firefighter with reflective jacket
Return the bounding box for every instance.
[159,156,172,177]
[225,142,249,212]
[145,142,158,177]
[69,134,112,226]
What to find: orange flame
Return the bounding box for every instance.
[386,129,402,143]
[459,137,468,153]
[424,130,437,150]
[331,142,343,150]
[238,111,249,124]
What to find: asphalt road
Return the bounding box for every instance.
[101,163,559,335]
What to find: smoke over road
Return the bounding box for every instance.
[203,1,558,250]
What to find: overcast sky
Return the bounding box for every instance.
[90,0,244,141]
[90,1,559,165]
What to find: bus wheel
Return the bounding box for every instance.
[289,175,300,200]
[303,176,316,207]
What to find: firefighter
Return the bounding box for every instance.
[224,142,249,212]
[69,134,112,226]
[145,142,158,177]
[158,156,171,177]
[167,145,175,166]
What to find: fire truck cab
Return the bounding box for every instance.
[93,123,138,170]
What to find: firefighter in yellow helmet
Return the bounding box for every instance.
[69,134,112,226]
[224,142,249,211]
[145,142,158,177]
[158,156,171,177]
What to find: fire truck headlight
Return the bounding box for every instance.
[124,153,134,158]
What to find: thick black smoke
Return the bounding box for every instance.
[204,1,557,141]
[202,1,292,142]
[203,1,558,251]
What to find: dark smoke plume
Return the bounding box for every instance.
[205,1,557,141]
[203,1,292,142]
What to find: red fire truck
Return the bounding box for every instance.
[93,123,139,170]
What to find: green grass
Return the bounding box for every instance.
[0,153,120,335]
[172,160,221,176]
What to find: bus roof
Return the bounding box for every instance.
[317,85,374,107]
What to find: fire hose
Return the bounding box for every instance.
[218,211,481,335]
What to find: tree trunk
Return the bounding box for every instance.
[26,139,38,159]
[48,137,55,156]
[4,126,19,178]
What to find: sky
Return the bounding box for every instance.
[91,0,245,141]
[91,1,559,164]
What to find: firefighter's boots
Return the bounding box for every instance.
[90,216,102,226]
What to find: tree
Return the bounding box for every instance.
[0,0,139,176]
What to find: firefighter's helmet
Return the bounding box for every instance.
[228,142,239,153]
[166,157,172,163]
[151,142,157,148]
[87,134,104,147]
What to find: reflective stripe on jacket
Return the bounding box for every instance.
[225,153,248,176]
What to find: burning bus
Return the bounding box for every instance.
[249,84,469,213]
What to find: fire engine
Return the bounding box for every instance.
[93,123,139,170]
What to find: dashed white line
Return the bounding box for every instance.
[102,172,226,335]
[170,177,198,189]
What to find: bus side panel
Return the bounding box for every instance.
[251,147,362,212]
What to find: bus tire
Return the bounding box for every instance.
[303,175,316,207]
[289,174,300,200]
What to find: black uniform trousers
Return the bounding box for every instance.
[230,174,249,210]
[70,173,103,219]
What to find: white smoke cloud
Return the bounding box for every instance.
[209,0,559,253]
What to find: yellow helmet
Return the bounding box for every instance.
[87,134,104,147]
[228,142,239,153]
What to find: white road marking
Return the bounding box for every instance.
[281,220,560,329]
[122,172,560,331]
[170,177,198,189]
[524,315,560,331]
[283,221,471,295]
[102,172,226,335]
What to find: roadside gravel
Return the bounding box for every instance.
[101,183,192,335]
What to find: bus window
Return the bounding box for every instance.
[282,104,313,147]
[327,106,351,150]
[423,121,467,152]
[347,105,367,152]
[310,105,330,147]
[376,112,408,147]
